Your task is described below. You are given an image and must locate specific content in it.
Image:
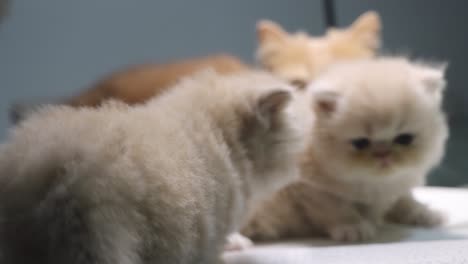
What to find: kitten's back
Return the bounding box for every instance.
[1,70,305,264]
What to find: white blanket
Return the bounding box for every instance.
[225,187,468,264]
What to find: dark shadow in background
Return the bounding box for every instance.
[0,0,9,23]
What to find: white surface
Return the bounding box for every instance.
[224,187,468,264]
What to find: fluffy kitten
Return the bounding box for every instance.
[242,57,449,242]
[257,11,381,88]
[0,70,309,263]
[9,54,249,123]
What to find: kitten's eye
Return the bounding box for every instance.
[290,79,307,90]
[351,138,371,150]
[394,133,414,146]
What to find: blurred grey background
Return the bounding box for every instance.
[0,0,467,186]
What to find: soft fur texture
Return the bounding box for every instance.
[9,54,249,124]
[257,11,381,88]
[242,57,449,242]
[0,70,310,264]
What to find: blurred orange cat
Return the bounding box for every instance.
[9,54,249,123]
[257,11,381,88]
[67,54,249,107]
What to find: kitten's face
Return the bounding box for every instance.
[256,11,381,89]
[323,100,438,176]
[309,58,448,178]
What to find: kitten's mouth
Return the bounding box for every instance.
[373,149,393,169]
[376,156,393,169]
[379,159,391,168]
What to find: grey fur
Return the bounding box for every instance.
[0,71,308,264]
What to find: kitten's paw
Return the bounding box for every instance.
[241,221,281,241]
[224,233,253,251]
[328,220,377,242]
[387,196,447,227]
[393,206,446,227]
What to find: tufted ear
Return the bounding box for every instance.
[256,89,292,128]
[309,81,340,117]
[415,64,447,95]
[256,20,288,44]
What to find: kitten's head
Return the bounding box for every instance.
[326,11,381,59]
[256,11,381,89]
[191,71,311,195]
[307,57,448,178]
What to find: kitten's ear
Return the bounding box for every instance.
[350,11,381,34]
[256,20,288,44]
[349,11,381,50]
[415,64,447,95]
[310,81,340,117]
[257,89,292,126]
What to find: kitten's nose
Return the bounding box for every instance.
[373,142,391,158]
[373,150,390,158]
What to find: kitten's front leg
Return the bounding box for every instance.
[323,206,378,242]
[385,194,445,227]
[302,190,379,242]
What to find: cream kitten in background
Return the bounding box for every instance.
[0,70,310,263]
[257,11,381,88]
[242,57,449,242]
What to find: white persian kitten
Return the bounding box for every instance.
[242,57,449,242]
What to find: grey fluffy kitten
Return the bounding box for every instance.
[0,70,309,264]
